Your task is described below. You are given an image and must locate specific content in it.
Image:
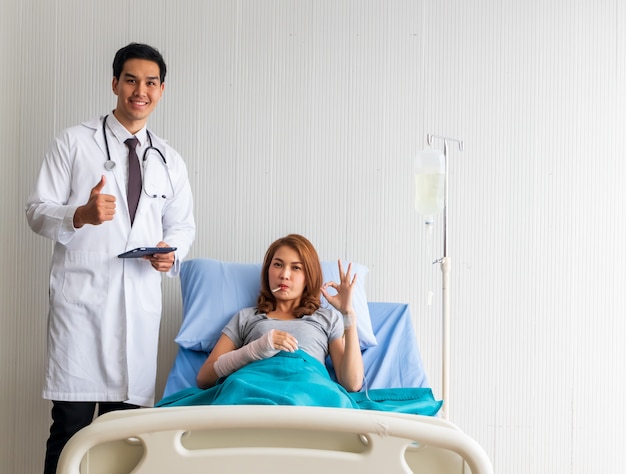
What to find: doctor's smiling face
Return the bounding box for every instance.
[112,58,164,135]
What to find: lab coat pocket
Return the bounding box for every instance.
[137,263,163,314]
[62,250,108,305]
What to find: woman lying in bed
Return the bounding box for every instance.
[157,234,441,415]
[196,233,363,392]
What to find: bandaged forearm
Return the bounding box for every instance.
[213,330,280,378]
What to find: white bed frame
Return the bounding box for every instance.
[56,405,493,473]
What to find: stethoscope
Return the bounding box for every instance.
[102,114,175,199]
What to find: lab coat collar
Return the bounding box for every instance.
[105,112,149,147]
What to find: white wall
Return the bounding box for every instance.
[2,0,625,472]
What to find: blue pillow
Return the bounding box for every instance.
[174,259,377,352]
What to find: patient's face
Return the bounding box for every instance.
[268,245,307,301]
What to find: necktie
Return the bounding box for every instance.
[125,137,141,224]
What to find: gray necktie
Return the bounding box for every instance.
[125,137,141,224]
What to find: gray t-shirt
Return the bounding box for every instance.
[222,307,343,364]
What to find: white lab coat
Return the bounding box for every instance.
[26,116,195,407]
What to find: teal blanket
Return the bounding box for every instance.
[157,350,442,416]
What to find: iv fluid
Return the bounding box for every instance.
[414,150,445,221]
[414,173,444,215]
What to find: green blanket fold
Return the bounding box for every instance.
[156,350,442,416]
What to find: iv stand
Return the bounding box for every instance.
[426,133,463,420]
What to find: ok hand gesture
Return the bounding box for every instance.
[321,259,357,325]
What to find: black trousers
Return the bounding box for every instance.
[43,401,139,474]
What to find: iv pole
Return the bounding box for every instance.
[426,133,463,420]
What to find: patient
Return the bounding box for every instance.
[196,233,364,391]
[157,234,366,409]
[157,234,440,415]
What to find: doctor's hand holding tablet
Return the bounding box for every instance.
[119,244,177,272]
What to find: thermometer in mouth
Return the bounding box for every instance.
[271,287,281,293]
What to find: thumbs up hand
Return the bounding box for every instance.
[73,175,117,228]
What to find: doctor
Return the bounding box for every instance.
[25,43,196,474]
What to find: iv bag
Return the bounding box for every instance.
[414,150,445,222]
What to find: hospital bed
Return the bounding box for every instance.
[56,258,493,473]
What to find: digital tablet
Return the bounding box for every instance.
[118,247,177,258]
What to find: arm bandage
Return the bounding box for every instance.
[213,330,279,378]
[343,312,356,329]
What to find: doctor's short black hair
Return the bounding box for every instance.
[112,43,167,84]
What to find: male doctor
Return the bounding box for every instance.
[25,43,195,474]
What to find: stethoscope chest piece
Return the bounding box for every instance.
[104,160,116,171]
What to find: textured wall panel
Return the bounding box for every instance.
[2,0,626,472]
